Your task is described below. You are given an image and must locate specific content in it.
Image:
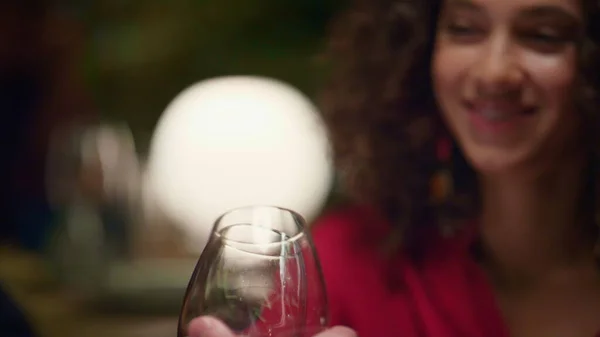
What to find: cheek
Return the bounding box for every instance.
[431,45,472,128]
[432,46,464,97]
[524,55,577,102]
[523,52,579,137]
[431,41,481,103]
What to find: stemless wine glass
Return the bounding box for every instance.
[177,205,328,337]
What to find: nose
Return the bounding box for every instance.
[472,33,524,96]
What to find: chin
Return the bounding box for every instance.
[459,142,535,176]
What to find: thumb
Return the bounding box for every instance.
[316,326,358,337]
[188,317,236,337]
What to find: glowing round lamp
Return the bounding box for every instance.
[145,76,333,252]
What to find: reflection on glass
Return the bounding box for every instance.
[178,205,328,337]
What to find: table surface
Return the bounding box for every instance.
[0,246,183,337]
[80,315,179,337]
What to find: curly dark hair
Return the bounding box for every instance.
[320,0,600,249]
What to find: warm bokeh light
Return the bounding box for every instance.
[146,76,334,253]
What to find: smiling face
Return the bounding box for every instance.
[432,0,584,176]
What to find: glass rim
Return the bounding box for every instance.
[212,205,308,249]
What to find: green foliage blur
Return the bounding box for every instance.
[78,0,347,150]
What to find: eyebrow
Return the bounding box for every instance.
[517,5,581,23]
[443,0,484,12]
[444,0,580,18]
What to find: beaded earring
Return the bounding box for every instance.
[430,137,458,237]
[430,137,453,204]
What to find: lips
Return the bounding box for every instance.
[462,100,539,141]
[466,101,537,122]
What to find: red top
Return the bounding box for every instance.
[311,206,510,337]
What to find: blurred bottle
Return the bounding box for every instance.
[46,123,142,299]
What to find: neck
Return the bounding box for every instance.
[478,153,597,288]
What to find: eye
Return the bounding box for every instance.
[444,21,484,42]
[447,23,478,35]
[516,26,573,53]
[521,30,566,44]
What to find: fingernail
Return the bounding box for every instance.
[189,316,231,337]
[329,326,358,337]
[196,317,215,330]
[188,317,216,337]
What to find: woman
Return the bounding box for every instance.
[191,0,600,335]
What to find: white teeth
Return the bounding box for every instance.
[480,109,511,121]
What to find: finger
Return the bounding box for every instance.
[188,316,236,337]
[315,326,358,337]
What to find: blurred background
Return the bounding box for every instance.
[0,1,346,337]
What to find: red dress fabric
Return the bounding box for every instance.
[311,206,510,337]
